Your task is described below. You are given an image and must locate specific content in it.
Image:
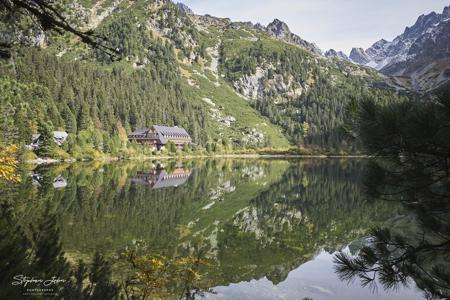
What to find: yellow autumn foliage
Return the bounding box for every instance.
[0,145,21,183]
[123,250,210,299]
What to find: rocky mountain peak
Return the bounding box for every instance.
[257,18,322,55]
[348,4,450,91]
[365,39,389,58]
[266,19,291,39]
[325,49,349,61]
[349,48,371,64]
[176,2,194,15]
[254,23,266,31]
[442,5,450,18]
[373,39,388,47]
[403,10,440,40]
[325,49,338,56]
[193,14,231,29]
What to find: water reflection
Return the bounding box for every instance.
[204,250,423,300]
[0,159,429,299]
[334,157,450,299]
[31,172,67,189]
[131,167,192,189]
[52,175,67,189]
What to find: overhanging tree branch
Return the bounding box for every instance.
[0,0,120,58]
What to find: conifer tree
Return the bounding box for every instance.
[37,121,56,157]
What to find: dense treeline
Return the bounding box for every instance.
[0,46,211,157]
[221,37,406,152]
[0,0,214,159]
[17,48,207,136]
[0,0,409,158]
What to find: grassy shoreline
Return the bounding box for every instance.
[24,153,371,165]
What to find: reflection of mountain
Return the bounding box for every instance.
[131,168,192,189]
[11,160,288,255]
[4,159,400,295]
[198,160,400,286]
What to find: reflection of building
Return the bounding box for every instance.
[128,125,192,150]
[131,168,192,189]
[53,175,67,189]
[31,173,67,189]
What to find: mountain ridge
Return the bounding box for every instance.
[348,5,450,91]
[0,0,410,154]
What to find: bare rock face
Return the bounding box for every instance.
[229,18,323,55]
[192,14,231,29]
[186,8,322,56]
[266,18,291,39]
[263,19,323,55]
[349,48,371,65]
[233,67,267,100]
[0,28,48,48]
[241,128,265,146]
[325,49,349,61]
[67,0,124,30]
[364,39,389,60]
[145,2,201,64]
[176,2,194,15]
[349,5,450,91]
[1,0,124,50]
[209,108,236,128]
[232,63,306,104]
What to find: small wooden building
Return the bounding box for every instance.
[128,125,192,150]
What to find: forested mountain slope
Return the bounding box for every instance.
[0,0,406,154]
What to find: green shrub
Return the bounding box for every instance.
[20,149,38,162]
[51,148,71,160]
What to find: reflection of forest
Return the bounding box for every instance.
[0,159,403,299]
[205,160,400,285]
[7,159,290,255]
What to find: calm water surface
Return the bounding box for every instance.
[2,159,426,299]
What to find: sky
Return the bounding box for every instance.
[178,0,449,54]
